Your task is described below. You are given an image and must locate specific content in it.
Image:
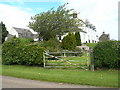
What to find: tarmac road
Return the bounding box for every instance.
[2,75,99,88]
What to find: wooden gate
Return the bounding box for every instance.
[43,51,90,70]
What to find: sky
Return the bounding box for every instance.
[0,0,119,40]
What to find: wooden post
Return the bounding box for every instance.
[43,52,45,68]
[86,51,89,66]
[90,48,94,71]
[63,52,66,57]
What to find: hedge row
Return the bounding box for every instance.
[2,37,45,66]
[93,41,120,69]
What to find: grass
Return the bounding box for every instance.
[86,43,97,49]
[1,65,118,88]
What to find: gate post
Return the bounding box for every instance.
[43,52,45,68]
[90,48,94,71]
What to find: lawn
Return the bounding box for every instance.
[86,43,97,49]
[1,65,118,88]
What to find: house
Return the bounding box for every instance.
[80,19,98,43]
[57,19,99,44]
[99,32,110,41]
[7,27,38,41]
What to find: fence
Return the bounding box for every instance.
[43,51,91,70]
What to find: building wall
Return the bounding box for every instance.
[80,25,98,43]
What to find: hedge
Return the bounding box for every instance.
[93,41,120,69]
[2,37,45,66]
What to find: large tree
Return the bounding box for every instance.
[29,3,82,41]
[0,22,8,43]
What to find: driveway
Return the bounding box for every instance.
[1,76,99,88]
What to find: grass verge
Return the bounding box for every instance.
[1,65,118,88]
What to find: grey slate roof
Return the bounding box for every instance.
[13,27,32,34]
[99,32,110,41]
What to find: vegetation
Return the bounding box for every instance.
[61,32,76,50]
[2,37,45,66]
[35,38,62,52]
[75,32,81,46]
[29,3,82,41]
[1,65,118,87]
[93,41,119,69]
[0,21,8,43]
[86,43,97,49]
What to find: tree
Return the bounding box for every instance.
[75,32,81,46]
[29,3,82,41]
[0,22,8,43]
[61,32,76,50]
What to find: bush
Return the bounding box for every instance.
[35,38,62,52]
[93,41,119,69]
[61,32,76,50]
[2,37,45,66]
[75,32,81,46]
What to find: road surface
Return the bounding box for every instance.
[2,76,100,88]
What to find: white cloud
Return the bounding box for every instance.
[0,3,33,32]
[64,0,118,40]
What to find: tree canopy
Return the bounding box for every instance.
[0,21,8,43]
[29,3,82,41]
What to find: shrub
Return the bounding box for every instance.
[93,41,119,69]
[61,32,76,51]
[2,37,45,66]
[35,38,62,52]
[75,32,81,46]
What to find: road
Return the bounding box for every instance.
[2,76,99,88]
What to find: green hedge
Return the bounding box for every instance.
[93,41,119,69]
[2,37,45,66]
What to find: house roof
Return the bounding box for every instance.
[13,27,32,34]
[99,32,110,41]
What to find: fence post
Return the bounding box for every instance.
[43,52,45,68]
[90,48,94,71]
[63,52,66,57]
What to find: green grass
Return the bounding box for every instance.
[1,65,118,88]
[86,43,97,49]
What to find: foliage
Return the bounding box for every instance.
[93,41,119,69]
[0,21,8,43]
[2,37,45,66]
[61,32,76,50]
[34,38,62,52]
[86,43,97,49]
[75,32,81,46]
[29,3,82,41]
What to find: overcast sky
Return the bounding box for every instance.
[0,0,119,40]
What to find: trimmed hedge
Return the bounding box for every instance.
[2,37,45,66]
[93,41,120,69]
[61,32,76,50]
